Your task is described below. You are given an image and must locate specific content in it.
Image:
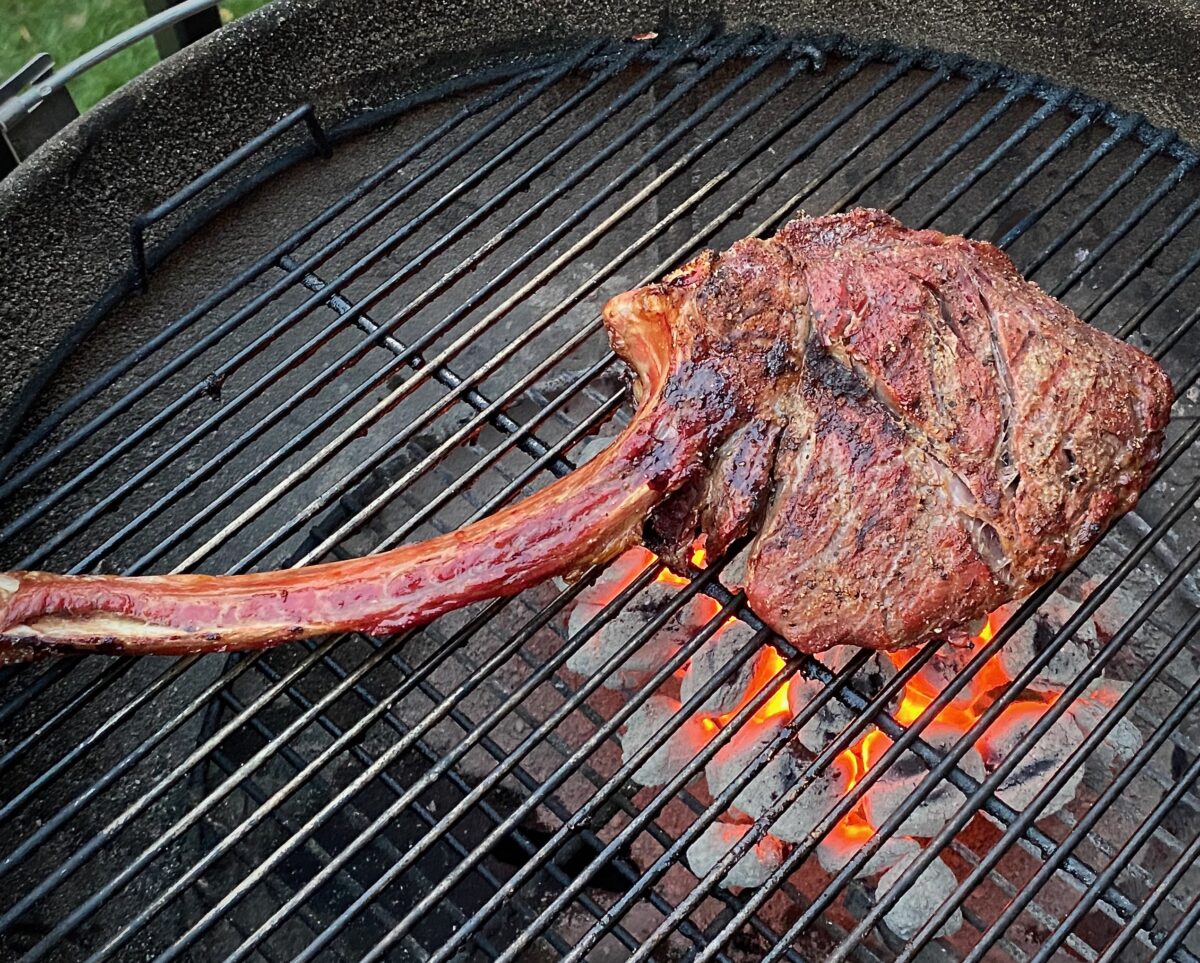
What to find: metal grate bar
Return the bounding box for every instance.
[202,744,429,962]
[11,357,676,946]
[0,652,275,867]
[960,99,1107,237]
[1079,188,1200,325]
[208,680,574,961]
[129,103,333,290]
[7,312,628,950]
[994,109,1143,250]
[4,35,1200,963]
[206,564,715,961]
[0,63,544,483]
[5,633,380,952]
[1149,884,1200,963]
[0,50,591,518]
[354,596,781,963]
[900,608,1200,959]
[408,445,831,957]
[330,384,816,953]
[156,32,797,577]
[78,598,514,958]
[1022,129,1177,275]
[913,87,1073,228]
[19,565,603,956]
[260,393,747,956]
[384,651,728,961]
[879,76,1036,213]
[6,38,636,567]
[123,36,777,575]
[1049,155,1198,297]
[200,700,470,961]
[140,331,748,946]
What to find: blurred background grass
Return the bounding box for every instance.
[1,1,267,109]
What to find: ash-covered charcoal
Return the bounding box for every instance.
[787,651,898,753]
[1076,574,1142,641]
[685,820,786,889]
[768,752,856,844]
[718,543,752,593]
[979,703,1084,816]
[706,714,791,807]
[816,825,920,877]
[994,592,1097,693]
[565,547,655,631]
[679,620,765,715]
[706,715,854,843]
[621,694,713,785]
[890,641,984,712]
[567,552,719,688]
[875,850,964,941]
[1067,679,1143,773]
[861,725,986,838]
[819,645,899,689]
[576,433,618,465]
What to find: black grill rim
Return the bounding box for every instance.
[1,28,1198,963]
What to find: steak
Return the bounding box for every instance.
[0,210,1173,662]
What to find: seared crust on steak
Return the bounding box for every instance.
[637,210,1171,650]
[0,210,1172,659]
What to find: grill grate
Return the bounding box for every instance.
[2,30,1199,962]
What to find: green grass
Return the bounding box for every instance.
[1,0,267,110]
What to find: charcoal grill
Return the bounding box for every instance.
[1,2,1200,960]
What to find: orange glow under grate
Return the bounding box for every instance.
[640,549,1029,837]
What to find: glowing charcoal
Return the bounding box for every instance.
[705,715,853,843]
[567,554,720,689]
[993,592,1096,693]
[1066,679,1143,774]
[876,850,964,941]
[860,725,985,838]
[679,620,765,715]
[889,641,986,713]
[816,823,920,877]
[787,650,897,753]
[621,694,713,785]
[979,703,1084,816]
[685,820,785,889]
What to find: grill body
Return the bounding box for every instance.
[1,24,1199,963]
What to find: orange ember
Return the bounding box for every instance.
[655,546,709,587]
[607,546,1022,840]
[754,646,792,720]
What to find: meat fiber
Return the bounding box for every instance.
[0,210,1172,663]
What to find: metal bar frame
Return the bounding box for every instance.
[2,31,1200,963]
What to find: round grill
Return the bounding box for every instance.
[1,30,1198,962]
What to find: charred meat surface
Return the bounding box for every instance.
[0,210,1173,661]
